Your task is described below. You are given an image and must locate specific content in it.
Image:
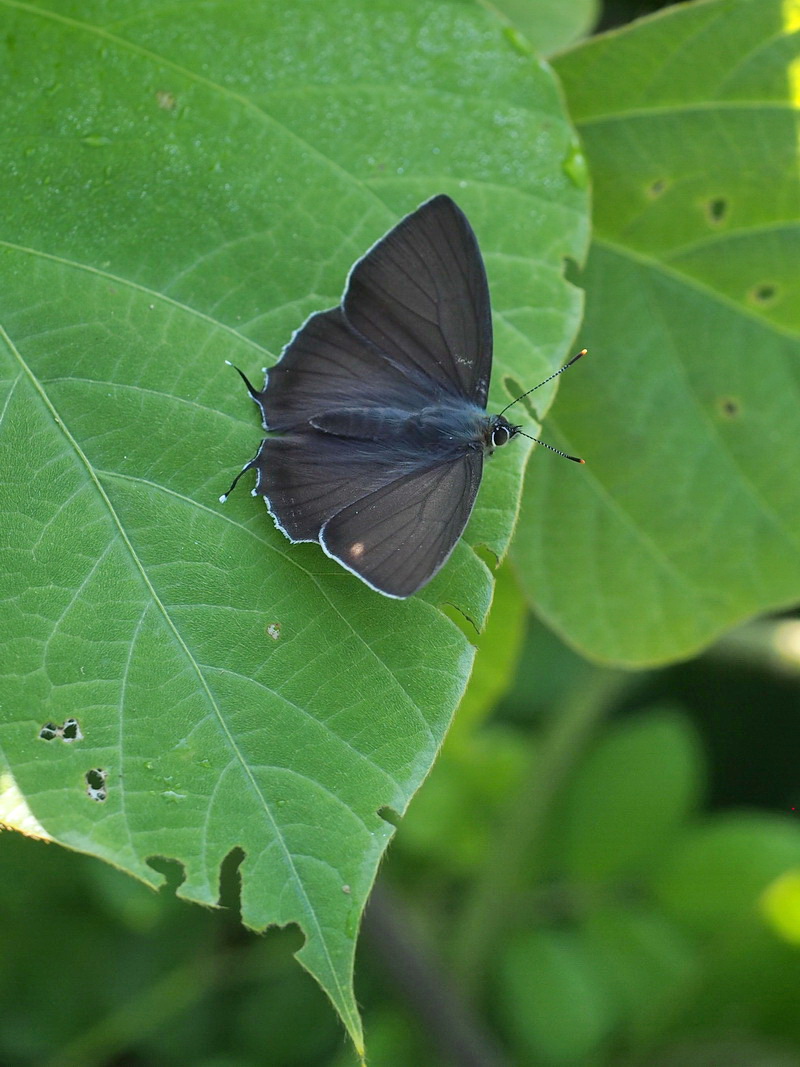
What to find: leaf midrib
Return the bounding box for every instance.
[592,234,800,343]
[575,98,798,127]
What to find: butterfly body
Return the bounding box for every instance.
[308,404,518,455]
[226,194,527,598]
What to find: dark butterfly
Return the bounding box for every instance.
[222,194,584,598]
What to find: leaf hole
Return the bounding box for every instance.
[706,197,728,225]
[218,847,246,914]
[62,718,83,742]
[85,768,108,802]
[39,718,83,743]
[147,855,187,894]
[749,282,779,306]
[474,542,499,572]
[377,805,402,829]
[441,602,480,642]
[266,621,282,641]
[563,254,582,285]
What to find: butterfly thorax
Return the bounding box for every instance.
[308,404,519,456]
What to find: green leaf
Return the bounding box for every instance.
[557,707,703,883]
[581,907,696,1044]
[514,0,800,665]
[488,0,599,57]
[497,928,614,1064]
[0,0,588,1048]
[655,814,800,935]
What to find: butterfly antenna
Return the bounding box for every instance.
[225,359,262,401]
[516,430,584,464]
[499,348,588,416]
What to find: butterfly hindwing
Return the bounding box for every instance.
[254,430,432,543]
[319,449,484,598]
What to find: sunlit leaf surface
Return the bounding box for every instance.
[516,0,800,666]
[0,0,587,1045]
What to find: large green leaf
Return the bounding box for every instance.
[0,0,587,1048]
[514,0,800,665]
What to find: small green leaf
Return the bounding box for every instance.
[558,708,703,883]
[497,928,614,1063]
[581,907,696,1042]
[655,815,800,935]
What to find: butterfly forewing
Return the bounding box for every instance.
[320,450,484,598]
[260,307,432,431]
[256,430,433,543]
[344,195,493,406]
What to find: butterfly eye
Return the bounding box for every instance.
[491,425,510,448]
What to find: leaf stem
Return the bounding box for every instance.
[363,881,509,1066]
[452,668,635,997]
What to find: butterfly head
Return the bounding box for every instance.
[487,414,520,451]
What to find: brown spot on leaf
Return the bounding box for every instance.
[748,282,779,306]
[717,396,741,418]
[706,197,728,225]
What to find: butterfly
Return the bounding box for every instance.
[222,195,584,598]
